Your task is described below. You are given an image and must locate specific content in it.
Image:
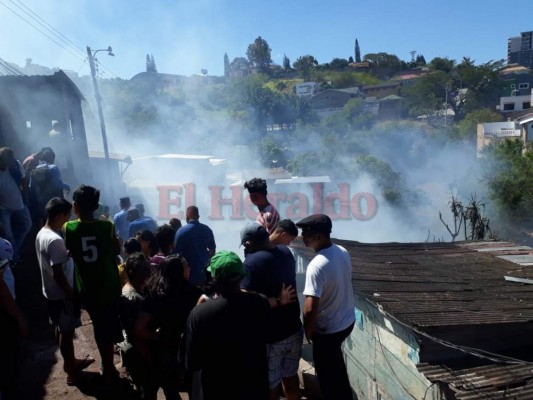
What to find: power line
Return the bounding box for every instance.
[0,0,82,60]
[7,0,86,59]
[0,0,119,78]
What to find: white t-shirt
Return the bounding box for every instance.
[303,244,355,334]
[35,227,74,301]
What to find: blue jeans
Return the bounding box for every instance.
[0,206,32,262]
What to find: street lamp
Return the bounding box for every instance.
[86,45,113,167]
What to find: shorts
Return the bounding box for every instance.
[266,327,304,388]
[47,299,82,333]
[85,301,123,345]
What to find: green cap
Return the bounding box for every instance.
[207,251,246,282]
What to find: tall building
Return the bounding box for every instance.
[508,31,533,68]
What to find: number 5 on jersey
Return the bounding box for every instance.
[82,236,98,262]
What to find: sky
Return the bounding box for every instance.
[0,0,532,80]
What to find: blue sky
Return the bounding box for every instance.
[0,0,532,79]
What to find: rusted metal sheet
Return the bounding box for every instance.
[293,239,533,328]
[418,362,533,399]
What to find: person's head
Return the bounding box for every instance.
[127,207,141,222]
[35,147,53,161]
[270,219,298,246]
[145,253,190,296]
[186,206,199,222]
[44,197,72,226]
[240,222,270,254]
[155,224,176,256]
[72,185,100,218]
[124,252,151,291]
[169,218,182,231]
[0,147,15,170]
[207,251,246,293]
[119,196,131,210]
[102,205,110,217]
[244,177,268,208]
[40,148,55,164]
[123,237,142,256]
[52,121,61,131]
[135,204,145,217]
[135,229,158,257]
[296,214,333,252]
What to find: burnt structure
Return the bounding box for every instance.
[0,70,91,185]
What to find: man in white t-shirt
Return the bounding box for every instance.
[296,214,355,400]
[35,197,94,385]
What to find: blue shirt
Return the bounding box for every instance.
[113,209,130,242]
[174,220,216,286]
[241,245,302,343]
[128,217,158,238]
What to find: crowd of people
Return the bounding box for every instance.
[0,146,356,400]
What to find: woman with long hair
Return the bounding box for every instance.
[133,254,202,399]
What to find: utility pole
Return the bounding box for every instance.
[86,46,110,165]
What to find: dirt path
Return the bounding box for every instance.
[12,230,187,400]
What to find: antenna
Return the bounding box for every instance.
[410,51,416,62]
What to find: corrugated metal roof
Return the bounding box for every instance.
[295,240,533,328]
[418,362,533,399]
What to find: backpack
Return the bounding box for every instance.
[31,165,62,203]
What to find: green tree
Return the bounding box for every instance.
[415,54,426,66]
[402,70,450,117]
[293,55,318,80]
[246,36,272,72]
[363,52,403,78]
[281,54,289,70]
[230,57,251,71]
[329,58,349,70]
[429,57,455,73]
[455,109,503,141]
[481,140,533,216]
[355,39,361,63]
[224,53,230,77]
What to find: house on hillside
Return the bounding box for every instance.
[130,71,187,88]
[293,240,533,399]
[295,82,320,97]
[497,89,532,113]
[361,82,401,99]
[308,87,362,116]
[391,66,430,87]
[477,110,533,155]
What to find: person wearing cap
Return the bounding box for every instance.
[240,222,303,400]
[173,206,216,287]
[181,251,271,400]
[296,214,355,400]
[0,237,27,400]
[113,196,132,243]
[244,177,280,235]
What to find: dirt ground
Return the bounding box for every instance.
[12,229,187,400]
[11,230,314,400]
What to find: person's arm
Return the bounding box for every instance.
[303,295,320,343]
[207,229,216,258]
[0,269,28,337]
[111,224,121,255]
[48,240,74,299]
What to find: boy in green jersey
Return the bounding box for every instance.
[64,185,122,383]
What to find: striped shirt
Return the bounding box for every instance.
[256,204,280,234]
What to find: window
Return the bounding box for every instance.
[510,84,516,89]
[519,83,530,89]
[503,103,515,111]
[524,102,531,109]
